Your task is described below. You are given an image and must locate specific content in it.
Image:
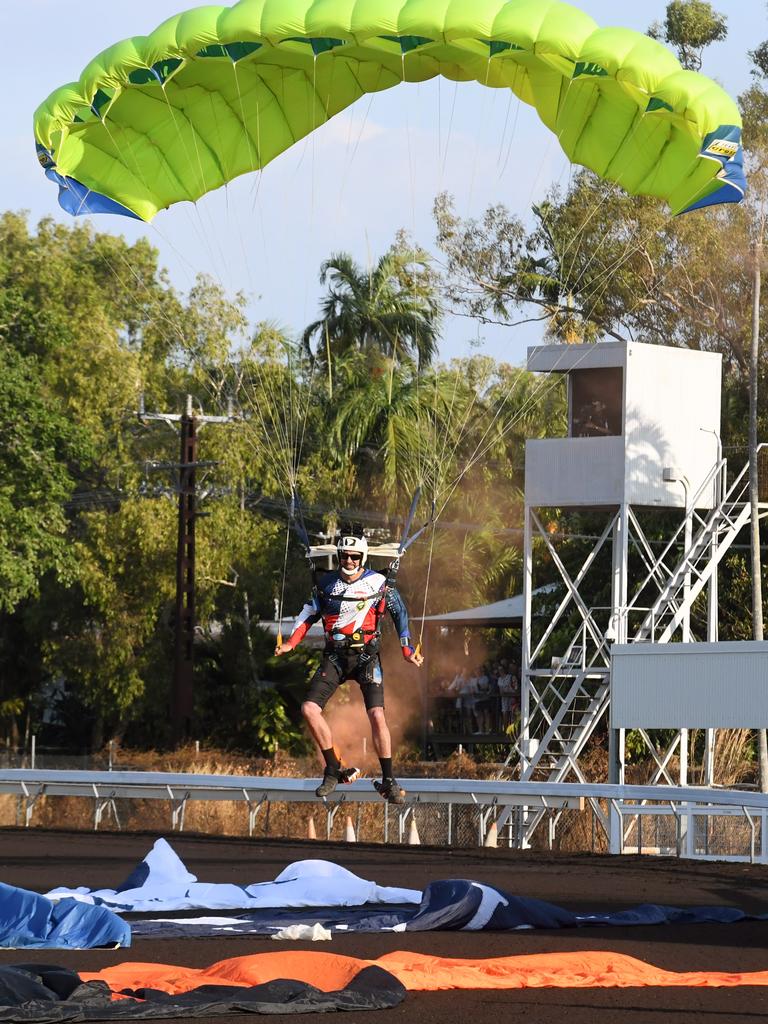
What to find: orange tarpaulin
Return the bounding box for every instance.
[377,950,768,989]
[82,949,768,994]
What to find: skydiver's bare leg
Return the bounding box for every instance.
[302,701,334,753]
[367,706,392,759]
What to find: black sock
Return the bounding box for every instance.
[322,747,340,770]
[379,756,393,779]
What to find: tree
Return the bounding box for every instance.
[302,238,442,370]
[648,0,727,71]
[435,181,756,371]
[0,341,90,613]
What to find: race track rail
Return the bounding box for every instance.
[1,770,767,860]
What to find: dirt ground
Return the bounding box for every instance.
[1,828,767,1023]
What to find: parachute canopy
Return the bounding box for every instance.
[34,0,745,221]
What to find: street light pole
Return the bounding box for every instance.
[749,239,767,791]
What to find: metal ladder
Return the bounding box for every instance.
[630,458,751,644]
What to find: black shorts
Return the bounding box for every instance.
[305,648,385,711]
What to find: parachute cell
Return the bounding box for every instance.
[34,0,745,220]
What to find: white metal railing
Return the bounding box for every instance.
[3,769,768,861]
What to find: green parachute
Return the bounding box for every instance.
[34,0,745,220]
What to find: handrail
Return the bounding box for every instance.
[625,456,729,619]
[3,768,768,812]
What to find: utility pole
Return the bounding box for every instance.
[749,240,768,791]
[139,394,233,744]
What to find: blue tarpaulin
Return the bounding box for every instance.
[0,882,129,949]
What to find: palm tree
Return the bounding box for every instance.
[329,352,480,505]
[302,244,442,370]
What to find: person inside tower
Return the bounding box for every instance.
[574,398,611,437]
[275,529,423,804]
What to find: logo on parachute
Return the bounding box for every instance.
[573,61,608,79]
[35,145,55,170]
[705,139,739,159]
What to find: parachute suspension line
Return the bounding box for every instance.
[334,88,377,229]
[388,332,398,406]
[525,133,556,211]
[435,341,611,520]
[466,57,496,215]
[95,110,209,309]
[293,342,320,489]
[413,372,444,654]
[157,83,230,286]
[402,50,418,235]
[441,80,459,179]
[325,323,333,398]
[416,519,437,658]
[498,94,521,180]
[433,365,530,516]
[496,90,518,177]
[556,107,653,295]
[229,61,261,298]
[275,519,292,648]
[222,73,265,325]
[87,110,204,364]
[149,83,230,289]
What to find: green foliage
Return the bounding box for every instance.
[0,340,90,612]
[249,689,306,757]
[648,1,727,71]
[303,236,442,369]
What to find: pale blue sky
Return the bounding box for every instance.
[1,1,758,366]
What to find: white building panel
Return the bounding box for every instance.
[525,341,722,509]
[527,343,627,374]
[623,344,721,509]
[525,436,625,506]
[611,642,768,728]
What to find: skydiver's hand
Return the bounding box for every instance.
[275,643,293,656]
[405,650,424,668]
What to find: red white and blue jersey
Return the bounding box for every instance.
[285,569,413,654]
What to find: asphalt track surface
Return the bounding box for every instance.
[1,829,768,1023]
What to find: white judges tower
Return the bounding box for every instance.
[516,340,759,847]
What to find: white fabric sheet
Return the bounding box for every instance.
[45,838,421,913]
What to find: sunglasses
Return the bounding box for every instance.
[340,552,362,562]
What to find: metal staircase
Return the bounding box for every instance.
[520,637,610,782]
[516,455,755,847]
[629,459,751,643]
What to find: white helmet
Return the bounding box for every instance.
[337,534,368,575]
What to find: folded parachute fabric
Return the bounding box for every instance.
[131,877,761,939]
[0,959,404,1021]
[1,949,766,1020]
[82,950,768,993]
[42,840,764,940]
[45,839,420,912]
[0,882,129,950]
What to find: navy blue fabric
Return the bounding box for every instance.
[131,878,764,940]
[0,883,129,949]
[45,169,142,220]
[114,862,150,895]
[576,903,751,926]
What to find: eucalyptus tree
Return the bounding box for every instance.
[648,0,727,71]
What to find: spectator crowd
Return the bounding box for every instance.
[430,658,521,735]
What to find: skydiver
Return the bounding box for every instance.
[275,531,423,804]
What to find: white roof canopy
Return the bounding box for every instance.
[420,594,525,627]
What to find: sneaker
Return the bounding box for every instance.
[374,777,406,804]
[315,765,360,798]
